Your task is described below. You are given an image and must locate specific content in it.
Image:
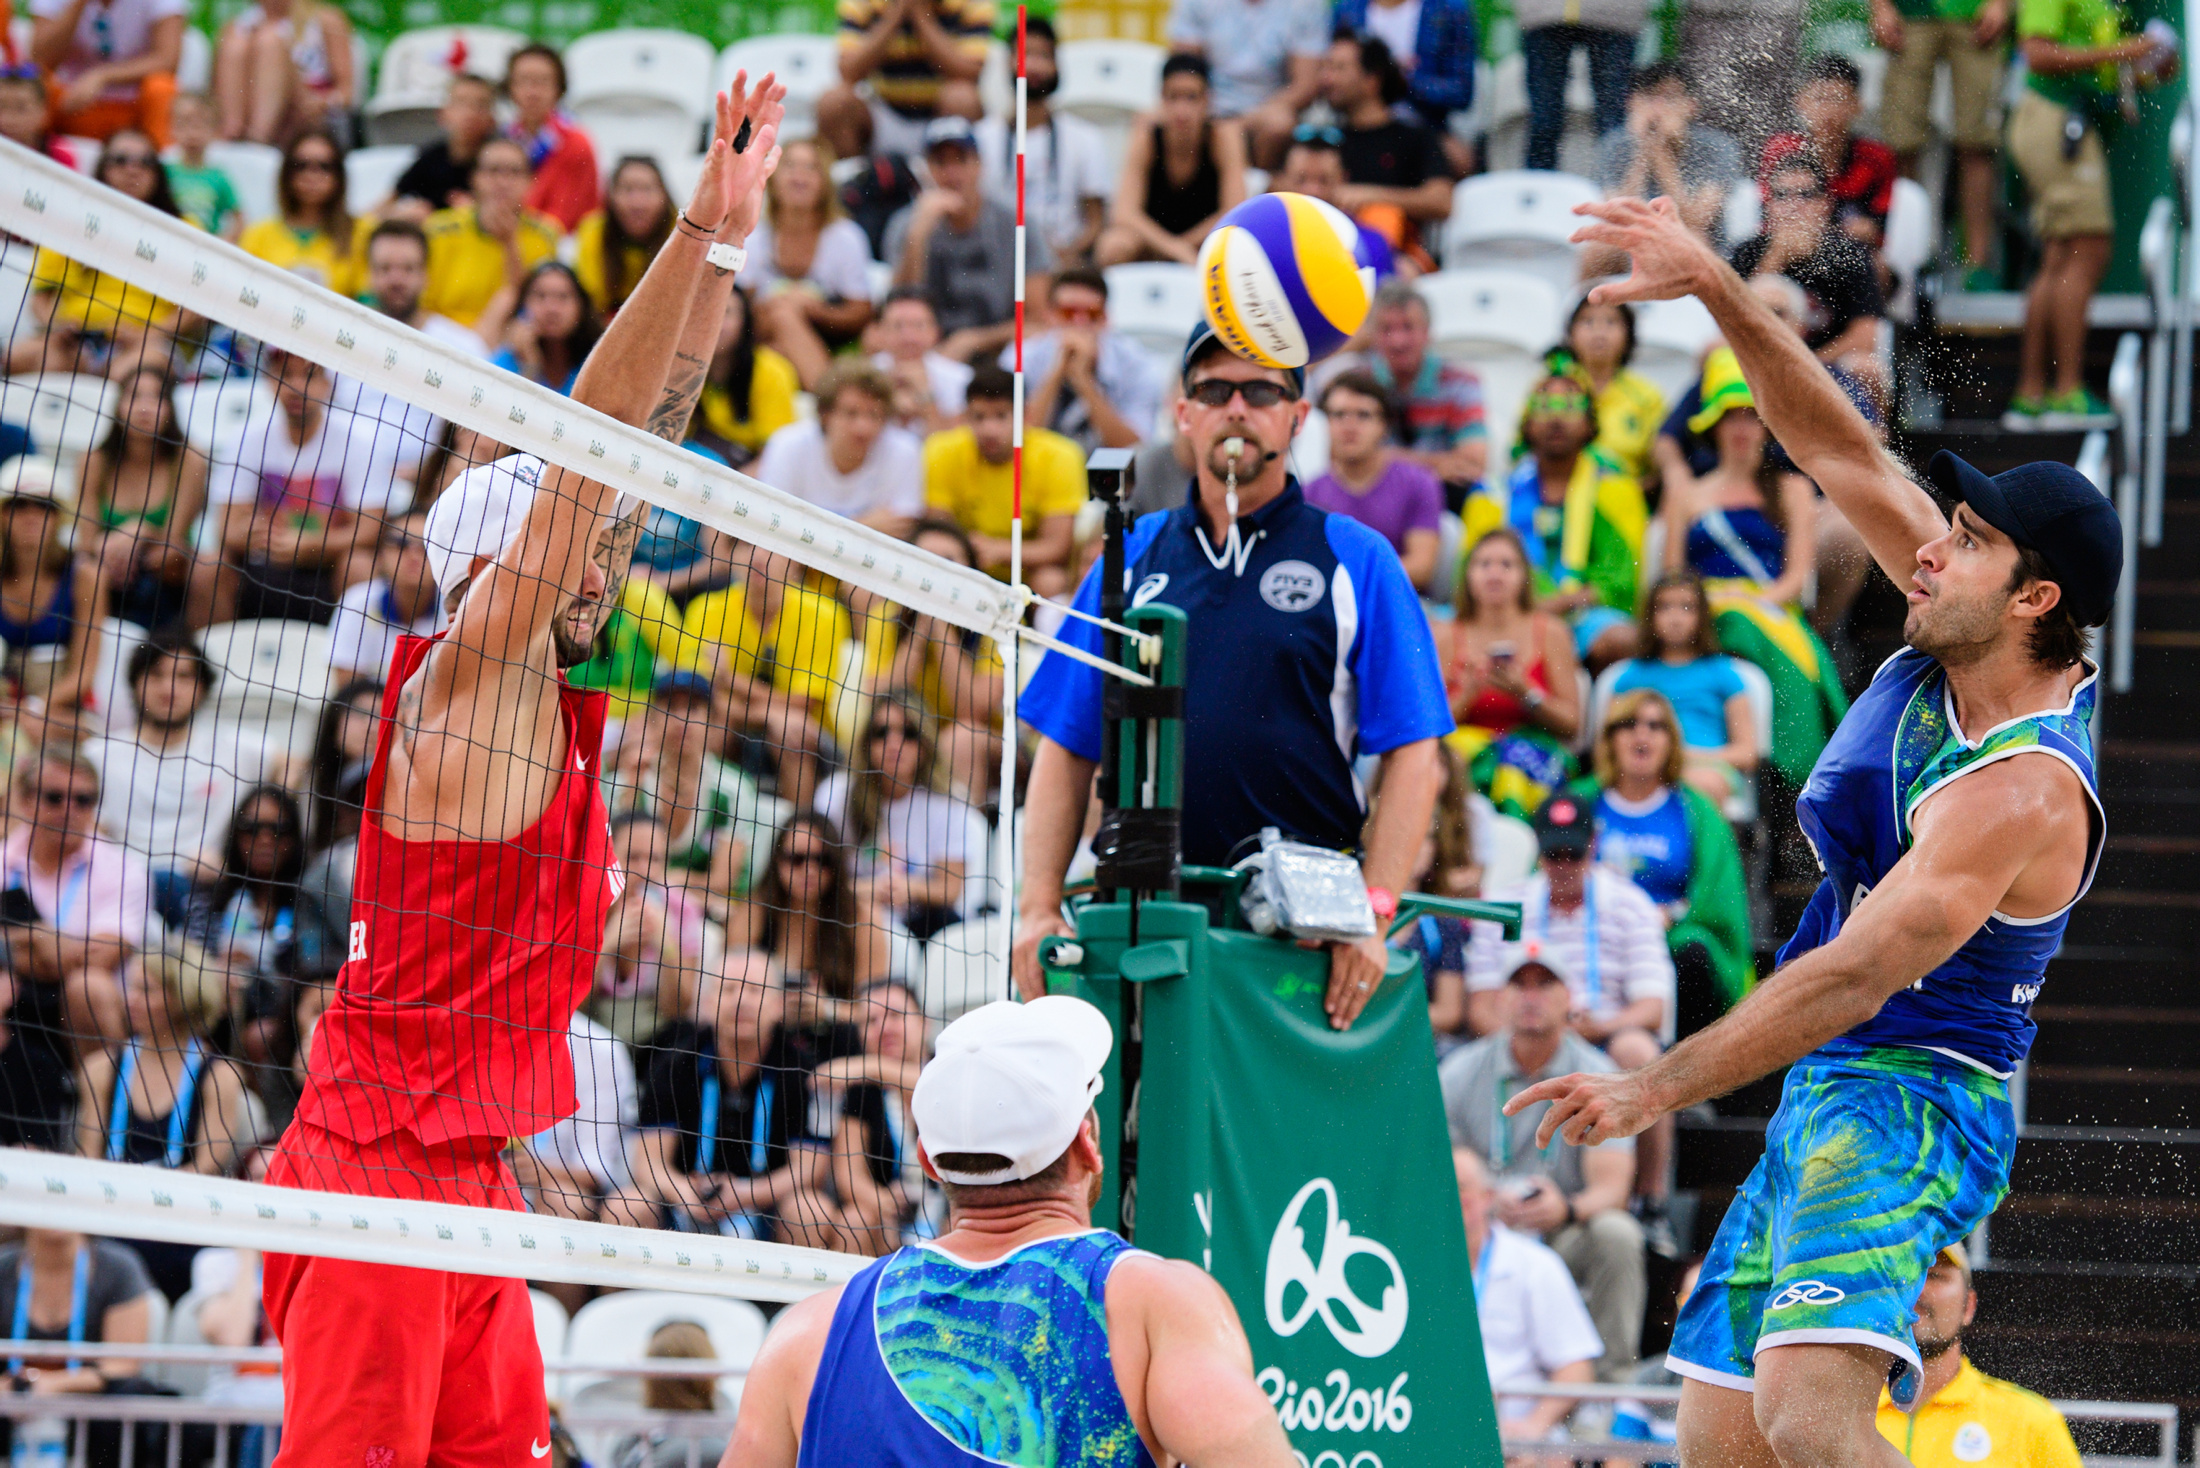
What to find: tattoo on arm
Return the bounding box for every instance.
[393,677,425,754]
[646,350,713,443]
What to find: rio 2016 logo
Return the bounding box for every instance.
[1265,1178,1409,1359]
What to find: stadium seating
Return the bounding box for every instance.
[565,28,720,170]
[173,375,275,456]
[0,371,117,480]
[198,619,335,757]
[1882,177,1936,324]
[920,912,1008,1023]
[1101,261,1203,369]
[529,1287,571,1392]
[714,35,839,141]
[557,1289,764,1401]
[345,144,418,216]
[1630,294,1722,404]
[158,1286,217,1395]
[177,25,212,93]
[204,141,282,228]
[1723,178,1762,250]
[1442,169,1601,287]
[1054,38,1164,159]
[364,25,529,146]
[1417,268,1565,459]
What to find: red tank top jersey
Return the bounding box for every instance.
[294,633,623,1148]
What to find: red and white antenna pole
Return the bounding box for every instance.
[998,3,1029,1001]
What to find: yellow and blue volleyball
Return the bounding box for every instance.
[1197,193,1378,370]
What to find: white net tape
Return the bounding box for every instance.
[0,1146,858,1300]
[1,140,1017,645]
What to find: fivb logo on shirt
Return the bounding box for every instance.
[1259,560,1325,613]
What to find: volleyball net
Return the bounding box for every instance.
[0,136,1138,1298]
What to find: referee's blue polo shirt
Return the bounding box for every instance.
[1020,479,1455,867]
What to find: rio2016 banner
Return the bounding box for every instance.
[1053,903,1500,1468]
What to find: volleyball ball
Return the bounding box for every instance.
[1197,193,1378,370]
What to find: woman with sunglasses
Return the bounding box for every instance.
[726,813,890,1004]
[0,463,104,711]
[183,787,308,1063]
[0,749,147,1052]
[819,691,972,943]
[1578,688,1752,1032]
[27,129,184,363]
[239,129,359,298]
[74,939,255,1295]
[72,360,210,631]
[491,261,601,395]
[1657,350,1846,788]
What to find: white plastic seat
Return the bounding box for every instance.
[177,26,213,92]
[85,616,148,730]
[199,619,334,753]
[528,1287,570,1395]
[174,374,275,455]
[344,144,418,215]
[566,29,719,164]
[1054,39,1165,125]
[1723,178,1762,249]
[203,141,283,227]
[557,1291,766,1401]
[157,1287,214,1395]
[1288,406,1330,483]
[920,913,1009,1024]
[364,26,529,146]
[1479,807,1539,888]
[1101,261,1203,359]
[1630,295,1722,404]
[1882,177,1936,325]
[0,371,118,465]
[1442,170,1602,284]
[1419,269,1565,358]
[716,36,840,140]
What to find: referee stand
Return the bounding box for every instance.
[1037,449,1521,1468]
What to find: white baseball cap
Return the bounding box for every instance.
[911,996,1112,1185]
[420,453,545,616]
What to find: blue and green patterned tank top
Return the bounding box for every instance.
[1783,647,2103,1076]
[798,1229,1158,1468]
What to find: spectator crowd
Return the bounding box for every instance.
[0,0,2156,1448]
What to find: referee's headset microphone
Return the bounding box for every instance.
[1198,430,1290,578]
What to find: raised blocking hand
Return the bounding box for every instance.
[685,73,789,238]
[1569,195,1726,308]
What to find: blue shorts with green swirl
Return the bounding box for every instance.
[1667,1040,2015,1405]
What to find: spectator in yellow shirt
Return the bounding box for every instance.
[238,129,363,299]
[694,287,800,459]
[420,136,561,337]
[922,364,1085,598]
[570,156,674,318]
[682,546,849,811]
[25,130,182,365]
[1877,1247,2083,1468]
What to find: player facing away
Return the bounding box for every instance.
[260,81,785,1468]
[1507,194,2118,1468]
[728,996,1298,1468]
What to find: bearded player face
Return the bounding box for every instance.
[552,509,640,668]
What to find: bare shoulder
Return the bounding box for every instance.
[755,1287,843,1370]
[1109,1252,1241,1327]
[1913,744,2089,836]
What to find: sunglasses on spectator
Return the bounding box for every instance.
[1613,716,1671,734]
[1292,124,1344,148]
[870,722,914,742]
[1187,378,1296,409]
[1053,302,1104,324]
[235,819,294,837]
[39,790,96,810]
[778,850,830,869]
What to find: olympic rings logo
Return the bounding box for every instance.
[1767,1280,1847,1310]
[1265,1178,1410,1359]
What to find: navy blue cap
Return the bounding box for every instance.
[1926,451,2123,626]
[653,669,715,702]
[1181,320,1306,398]
[1533,792,1593,854]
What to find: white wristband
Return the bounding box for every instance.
[706,242,746,273]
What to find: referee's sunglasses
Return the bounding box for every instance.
[1187,378,1298,409]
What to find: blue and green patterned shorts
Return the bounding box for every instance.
[1667,1040,2015,1406]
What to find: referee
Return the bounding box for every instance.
[1014,322,1453,1031]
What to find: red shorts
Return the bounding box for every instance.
[263,1122,551,1468]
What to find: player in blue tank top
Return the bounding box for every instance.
[1507,197,2122,1468]
[725,997,1296,1467]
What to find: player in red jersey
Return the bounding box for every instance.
[258,80,785,1468]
